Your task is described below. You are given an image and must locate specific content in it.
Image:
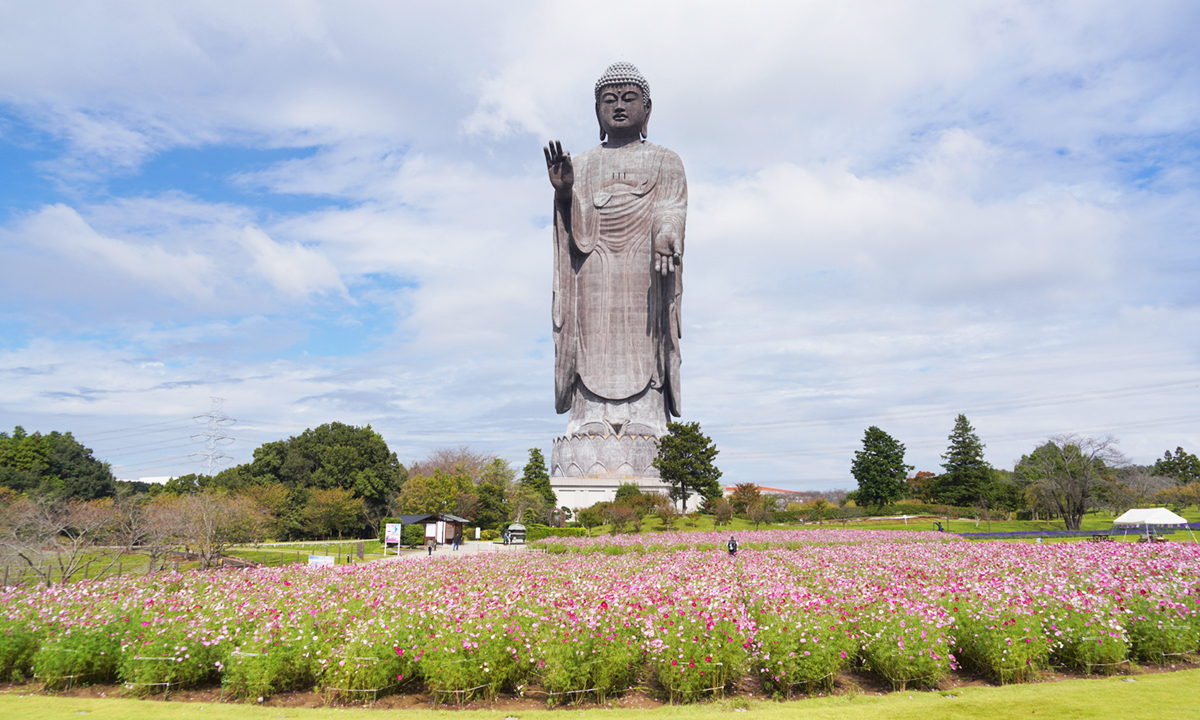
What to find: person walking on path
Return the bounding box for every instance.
[727,536,738,557]
[453,533,461,551]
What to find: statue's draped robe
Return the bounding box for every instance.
[552,141,686,422]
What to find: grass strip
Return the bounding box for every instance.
[1,669,1197,720]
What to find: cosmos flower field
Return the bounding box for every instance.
[1,530,1197,704]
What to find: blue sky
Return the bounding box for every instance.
[1,1,1198,490]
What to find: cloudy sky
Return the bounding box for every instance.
[1,1,1198,489]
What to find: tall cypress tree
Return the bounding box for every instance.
[851,426,911,508]
[520,448,556,507]
[653,421,723,513]
[935,414,993,506]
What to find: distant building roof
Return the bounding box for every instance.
[723,485,803,495]
[395,512,471,525]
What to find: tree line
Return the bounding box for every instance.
[0,422,573,546]
[849,414,1200,530]
[0,419,729,574]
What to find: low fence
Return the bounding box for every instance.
[1,543,374,587]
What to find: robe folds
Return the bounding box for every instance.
[552,140,686,418]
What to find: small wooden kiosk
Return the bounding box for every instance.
[388,512,470,550]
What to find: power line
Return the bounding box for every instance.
[709,378,1200,434]
[721,412,1200,461]
[75,417,196,440]
[85,438,201,456]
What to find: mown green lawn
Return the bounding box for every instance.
[2,669,1197,720]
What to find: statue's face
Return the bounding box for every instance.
[596,83,648,139]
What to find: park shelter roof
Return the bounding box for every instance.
[1112,508,1189,527]
[395,513,470,525]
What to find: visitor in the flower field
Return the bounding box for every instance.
[727,536,738,556]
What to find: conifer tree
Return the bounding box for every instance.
[520,448,556,507]
[934,414,993,506]
[850,426,911,508]
[653,421,722,513]
[1153,446,1200,484]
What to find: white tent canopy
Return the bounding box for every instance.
[1112,507,1190,527]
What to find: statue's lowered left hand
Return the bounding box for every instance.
[654,223,681,276]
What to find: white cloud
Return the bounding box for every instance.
[1,1,1198,486]
[5,203,216,301]
[239,226,346,300]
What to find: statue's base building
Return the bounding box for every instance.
[549,433,674,509]
[543,62,687,513]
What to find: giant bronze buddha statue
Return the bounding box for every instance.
[543,62,686,487]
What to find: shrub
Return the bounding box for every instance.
[539,625,643,703]
[647,613,746,703]
[0,623,41,682]
[222,636,319,700]
[858,608,956,690]
[418,617,533,703]
[751,611,855,697]
[33,627,122,690]
[1044,606,1128,674]
[954,605,1050,684]
[1125,598,1199,664]
[525,527,587,542]
[118,628,225,695]
[322,638,419,703]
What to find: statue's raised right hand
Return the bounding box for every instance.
[544,140,573,201]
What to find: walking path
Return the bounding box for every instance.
[383,540,533,561]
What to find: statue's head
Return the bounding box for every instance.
[594,61,652,142]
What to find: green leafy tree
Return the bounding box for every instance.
[1154,447,1200,485]
[711,497,734,526]
[397,468,470,515]
[728,483,761,514]
[0,427,116,500]
[239,482,291,539]
[509,483,549,523]
[614,481,643,505]
[519,448,556,506]
[302,487,364,538]
[1016,434,1126,531]
[576,506,604,536]
[474,459,514,529]
[850,426,911,509]
[932,415,993,506]
[610,482,655,517]
[213,422,407,539]
[653,421,723,513]
[748,499,773,528]
[244,422,405,508]
[163,473,207,495]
